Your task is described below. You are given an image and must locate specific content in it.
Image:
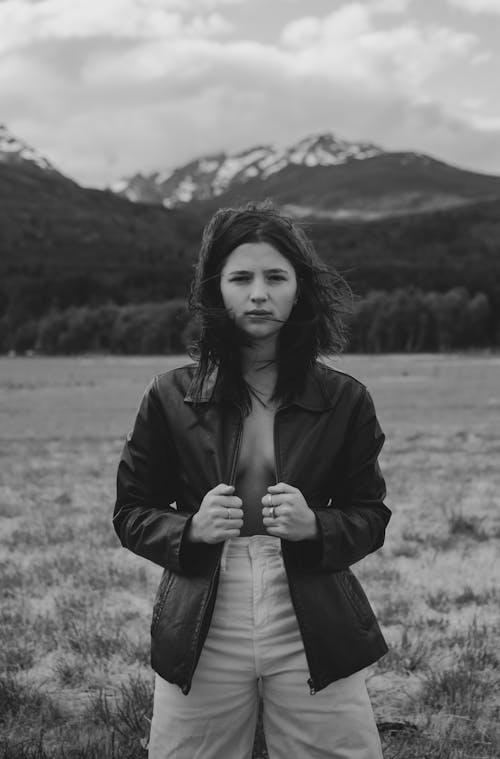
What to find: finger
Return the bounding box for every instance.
[262,507,281,521]
[211,483,236,495]
[263,492,294,507]
[264,505,294,524]
[268,482,297,494]
[223,519,243,530]
[219,519,243,534]
[261,494,290,511]
[262,507,276,519]
[224,529,242,539]
[265,524,285,537]
[219,495,243,508]
[221,511,244,525]
[226,508,244,519]
[209,500,242,516]
[260,492,287,508]
[219,509,244,523]
[213,506,233,519]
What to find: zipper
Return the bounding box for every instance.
[283,550,318,695]
[228,405,244,486]
[274,407,317,696]
[182,560,221,694]
[183,405,244,694]
[273,407,283,484]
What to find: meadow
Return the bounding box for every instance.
[0,353,499,758]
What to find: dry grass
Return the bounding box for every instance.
[0,354,499,758]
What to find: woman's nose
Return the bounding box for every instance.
[250,279,268,302]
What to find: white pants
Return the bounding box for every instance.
[148,536,383,759]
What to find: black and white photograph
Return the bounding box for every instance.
[1,1,499,757]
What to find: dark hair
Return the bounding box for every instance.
[188,201,351,410]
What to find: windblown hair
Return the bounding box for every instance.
[188,201,351,411]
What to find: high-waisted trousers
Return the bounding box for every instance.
[148,535,383,759]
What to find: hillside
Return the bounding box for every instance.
[0,122,61,174]
[2,141,500,353]
[2,159,500,313]
[0,160,203,319]
[308,198,500,300]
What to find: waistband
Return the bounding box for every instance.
[221,535,282,571]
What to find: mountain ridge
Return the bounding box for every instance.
[0,123,64,175]
[2,144,500,352]
[3,124,500,221]
[111,133,384,207]
[110,132,500,219]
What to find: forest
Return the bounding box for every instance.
[1,161,499,354]
[4,286,493,355]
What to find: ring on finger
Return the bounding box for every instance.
[267,493,273,507]
[269,506,275,519]
[227,508,232,519]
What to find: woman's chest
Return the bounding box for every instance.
[236,401,276,478]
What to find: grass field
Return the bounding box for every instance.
[0,353,499,758]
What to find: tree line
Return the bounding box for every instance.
[2,286,495,356]
[3,180,500,355]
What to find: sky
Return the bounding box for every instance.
[1,0,500,187]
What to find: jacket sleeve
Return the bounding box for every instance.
[288,387,390,572]
[113,377,196,574]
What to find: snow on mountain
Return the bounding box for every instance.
[111,132,499,219]
[112,133,384,207]
[0,123,58,172]
[280,134,381,169]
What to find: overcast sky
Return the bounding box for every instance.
[2,0,500,187]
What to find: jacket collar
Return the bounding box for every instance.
[184,362,334,411]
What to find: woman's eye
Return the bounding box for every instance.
[229,276,249,283]
[268,275,286,282]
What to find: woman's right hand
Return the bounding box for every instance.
[187,484,243,544]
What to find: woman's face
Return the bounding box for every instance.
[220,242,298,344]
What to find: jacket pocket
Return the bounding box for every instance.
[151,569,175,635]
[338,570,374,630]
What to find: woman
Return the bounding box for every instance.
[114,202,391,759]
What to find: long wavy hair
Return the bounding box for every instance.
[188,201,351,411]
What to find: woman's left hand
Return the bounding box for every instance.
[261,483,319,541]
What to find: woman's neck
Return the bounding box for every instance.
[240,344,278,408]
[240,344,277,374]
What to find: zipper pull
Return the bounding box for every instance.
[308,678,316,695]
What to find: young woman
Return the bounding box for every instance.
[114,202,391,759]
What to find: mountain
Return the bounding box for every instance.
[0,141,203,326]
[112,133,382,206]
[0,123,62,174]
[112,132,500,219]
[111,133,383,209]
[2,124,500,354]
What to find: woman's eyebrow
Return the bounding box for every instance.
[226,268,290,275]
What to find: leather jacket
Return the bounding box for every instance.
[114,361,391,695]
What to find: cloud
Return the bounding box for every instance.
[2,0,499,184]
[454,97,500,131]
[447,0,500,13]
[370,0,411,12]
[0,0,234,53]
[280,3,478,93]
